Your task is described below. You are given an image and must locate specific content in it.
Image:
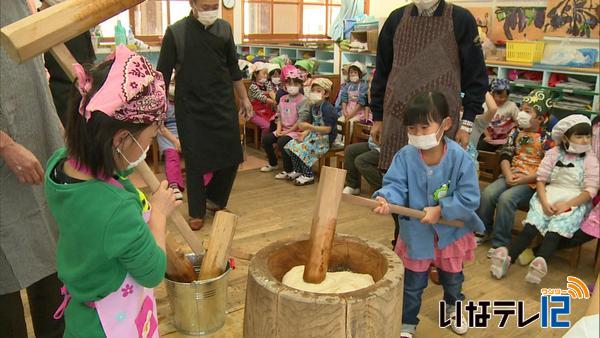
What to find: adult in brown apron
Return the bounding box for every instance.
[380,3,461,169]
[371,1,488,170]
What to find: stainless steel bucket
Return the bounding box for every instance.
[164,254,232,335]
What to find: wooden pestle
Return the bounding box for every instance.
[198,211,238,280]
[341,194,465,227]
[165,234,197,283]
[303,166,347,284]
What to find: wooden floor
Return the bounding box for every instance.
[24,150,599,337]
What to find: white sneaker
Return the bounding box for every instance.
[275,171,290,179]
[294,175,315,186]
[169,184,183,201]
[287,171,301,180]
[490,246,510,279]
[400,332,413,338]
[342,186,361,195]
[525,257,547,284]
[448,311,469,335]
[260,165,277,172]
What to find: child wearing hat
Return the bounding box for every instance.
[295,59,316,95]
[491,114,599,284]
[260,68,311,179]
[477,89,556,251]
[478,79,520,151]
[341,61,369,124]
[248,62,277,134]
[335,64,351,117]
[284,78,338,185]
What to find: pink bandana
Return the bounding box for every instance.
[72,45,167,124]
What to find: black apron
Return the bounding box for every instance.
[175,17,243,175]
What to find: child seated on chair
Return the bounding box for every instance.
[341,61,370,124]
[157,82,184,200]
[477,79,520,152]
[284,78,338,186]
[335,64,350,117]
[490,115,599,284]
[248,62,276,135]
[476,89,555,252]
[260,69,310,179]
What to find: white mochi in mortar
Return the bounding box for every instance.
[282,265,375,293]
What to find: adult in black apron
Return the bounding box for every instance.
[158,4,252,230]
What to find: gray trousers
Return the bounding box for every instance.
[344,142,383,191]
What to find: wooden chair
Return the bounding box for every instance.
[244,120,261,149]
[477,150,500,182]
[331,122,372,170]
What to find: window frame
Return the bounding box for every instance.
[242,0,369,43]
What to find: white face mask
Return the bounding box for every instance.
[308,92,323,103]
[517,111,532,128]
[287,86,300,96]
[413,0,437,12]
[349,75,360,83]
[408,123,444,150]
[271,77,281,85]
[117,133,149,170]
[258,77,267,84]
[567,142,591,154]
[196,9,218,26]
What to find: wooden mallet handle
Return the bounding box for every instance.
[0,0,144,64]
[341,194,464,227]
[303,166,347,284]
[135,161,205,255]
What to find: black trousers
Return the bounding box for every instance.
[0,273,64,338]
[186,165,238,218]
[262,133,293,172]
[508,224,594,263]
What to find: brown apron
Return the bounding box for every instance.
[380,3,461,170]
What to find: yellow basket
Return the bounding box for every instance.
[506,41,545,63]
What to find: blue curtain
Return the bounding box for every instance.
[328,0,365,40]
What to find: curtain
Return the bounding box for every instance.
[328,0,364,40]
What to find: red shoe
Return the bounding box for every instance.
[189,218,204,231]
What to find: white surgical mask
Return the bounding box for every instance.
[567,142,591,154]
[287,86,300,96]
[271,77,281,85]
[308,92,323,103]
[408,124,444,150]
[117,133,149,170]
[413,0,437,12]
[196,10,218,27]
[258,78,267,84]
[517,111,532,128]
[349,75,360,83]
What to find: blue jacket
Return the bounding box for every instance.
[373,138,485,259]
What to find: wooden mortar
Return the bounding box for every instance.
[243,234,404,338]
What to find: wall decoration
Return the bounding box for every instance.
[544,0,599,38]
[492,6,547,42]
[466,7,493,36]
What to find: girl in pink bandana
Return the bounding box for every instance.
[44,46,181,338]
